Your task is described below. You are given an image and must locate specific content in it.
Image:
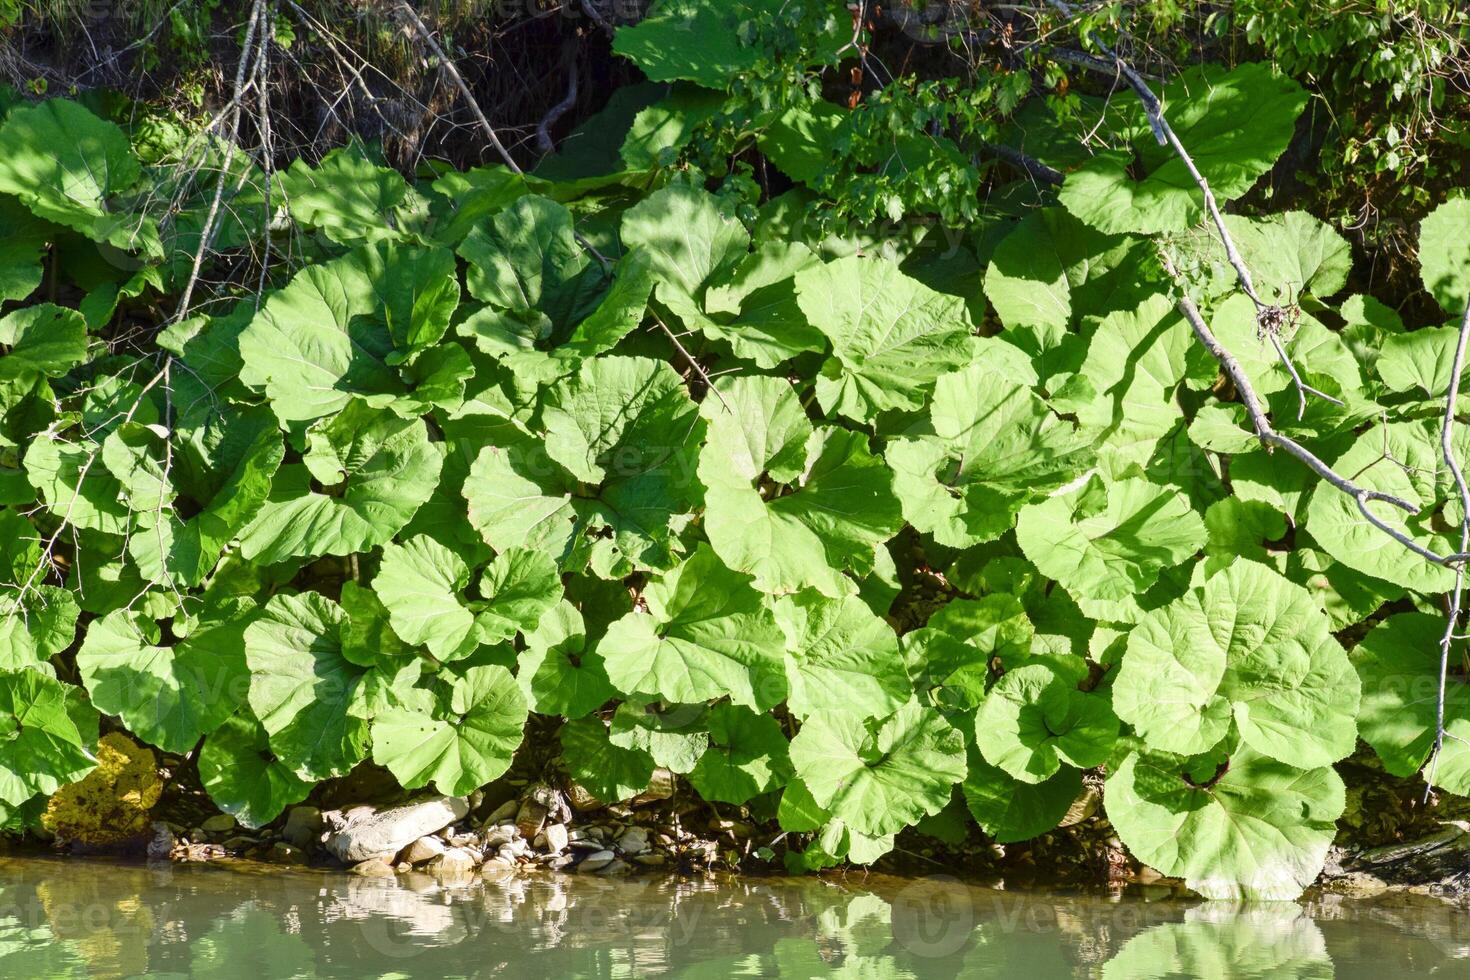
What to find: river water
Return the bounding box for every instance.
[0,855,1465,977]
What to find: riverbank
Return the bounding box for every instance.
[15,738,1470,907]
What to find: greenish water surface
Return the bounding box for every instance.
[0,855,1464,977]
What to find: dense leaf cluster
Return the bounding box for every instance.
[0,5,1468,901]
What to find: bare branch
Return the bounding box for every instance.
[1427,299,1470,796]
[395,2,521,174]
[175,0,265,320]
[978,141,1064,186]
[651,313,731,414]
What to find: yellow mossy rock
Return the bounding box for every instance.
[43,732,163,844]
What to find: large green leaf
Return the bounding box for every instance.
[698,240,827,368]
[0,198,48,304]
[962,751,1082,844]
[1420,195,1470,316]
[516,601,615,719]
[25,433,131,536]
[1304,419,1466,593]
[789,700,967,837]
[237,404,441,564]
[1376,325,1465,397]
[0,99,159,254]
[0,668,97,807]
[889,362,1093,547]
[598,544,788,710]
[699,375,902,596]
[463,356,705,576]
[0,305,87,385]
[1059,63,1307,235]
[1207,294,1365,403]
[687,703,792,805]
[476,546,562,642]
[370,665,528,796]
[243,592,372,781]
[620,182,749,341]
[560,715,655,804]
[1074,292,1194,466]
[621,84,725,169]
[373,535,481,661]
[608,699,709,774]
[1225,211,1352,303]
[1353,613,1470,791]
[774,591,911,722]
[974,662,1118,783]
[238,240,460,423]
[795,255,975,420]
[129,422,283,587]
[455,196,644,382]
[77,601,253,754]
[612,0,793,87]
[0,584,78,672]
[982,208,1154,331]
[279,140,424,246]
[1114,560,1358,768]
[198,712,312,829]
[463,440,580,561]
[1105,744,1344,901]
[1016,476,1206,612]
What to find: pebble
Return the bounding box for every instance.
[631,769,676,805]
[516,800,549,840]
[201,814,238,834]
[577,849,616,873]
[426,847,479,876]
[597,858,631,875]
[566,782,601,811]
[482,823,518,848]
[282,806,323,850]
[485,800,519,824]
[350,858,395,878]
[616,826,650,856]
[544,823,569,854]
[632,852,667,867]
[269,842,305,864]
[399,836,446,865]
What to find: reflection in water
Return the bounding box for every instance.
[0,855,1464,978]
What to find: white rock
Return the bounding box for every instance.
[427,847,479,876]
[325,796,470,864]
[544,823,569,854]
[399,835,447,865]
[483,823,518,848]
[481,857,516,877]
